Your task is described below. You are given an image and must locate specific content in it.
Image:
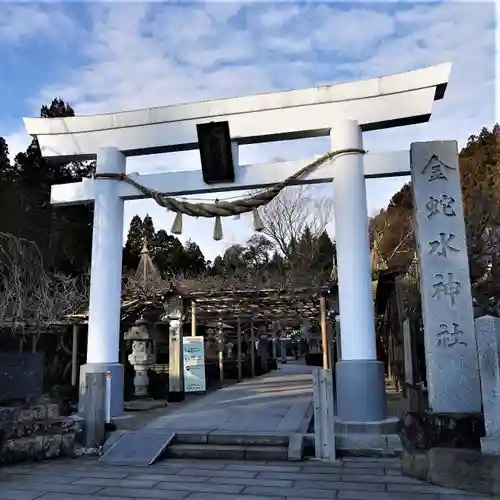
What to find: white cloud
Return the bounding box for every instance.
[311,7,397,54]
[202,1,243,24]
[3,1,496,260]
[0,3,81,46]
[4,129,32,163]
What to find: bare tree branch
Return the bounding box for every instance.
[0,233,89,331]
[260,184,333,259]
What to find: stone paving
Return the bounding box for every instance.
[0,456,497,500]
[145,363,313,434]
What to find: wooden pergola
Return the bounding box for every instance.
[177,282,339,380]
[56,277,340,389]
[187,287,336,321]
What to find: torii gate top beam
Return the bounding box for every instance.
[24,63,451,161]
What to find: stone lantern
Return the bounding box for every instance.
[125,318,154,397]
[204,328,218,361]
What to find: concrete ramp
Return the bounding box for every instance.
[99,431,175,466]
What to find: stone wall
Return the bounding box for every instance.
[0,403,84,464]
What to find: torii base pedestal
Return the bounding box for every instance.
[78,362,124,419]
[336,359,387,422]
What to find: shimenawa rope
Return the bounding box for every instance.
[94,148,365,240]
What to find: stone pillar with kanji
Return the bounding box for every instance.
[410,141,481,413]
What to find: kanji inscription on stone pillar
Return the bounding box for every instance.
[411,141,481,413]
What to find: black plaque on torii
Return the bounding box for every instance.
[196,121,235,184]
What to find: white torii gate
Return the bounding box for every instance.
[24,62,451,422]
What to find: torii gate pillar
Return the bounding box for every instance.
[78,147,126,418]
[331,120,386,422]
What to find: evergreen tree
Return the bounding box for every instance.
[153,229,186,277]
[222,244,248,277]
[41,98,74,119]
[460,124,500,292]
[243,235,273,270]
[39,98,94,181]
[369,123,500,307]
[268,251,285,274]
[0,137,11,179]
[123,215,144,270]
[142,214,156,245]
[313,230,335,274]
[121,216,208,278]
[210,255,225,276]
[183,240,206,276]
[0,98,95,274]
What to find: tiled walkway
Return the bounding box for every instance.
[145,363,313,434]
[0,456,496,499]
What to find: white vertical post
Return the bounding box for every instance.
[331,120,386,422]
[79,147,126,420]
[87,147,126,364]
[331,121,376,361]
[105,370,112,424]
[320,296,328,369]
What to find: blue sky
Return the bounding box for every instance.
[0,1,496,260]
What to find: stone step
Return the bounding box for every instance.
[335,434,402,458]
[0,404,60,424]
[174,432,289,447]
[166,443,289,461]
[0,416,83,441]
[0,432,79,464]
[338,447,401,458]
[209,433,289,447]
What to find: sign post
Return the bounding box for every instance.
[105,370,112,424]
[183,336,206,393]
